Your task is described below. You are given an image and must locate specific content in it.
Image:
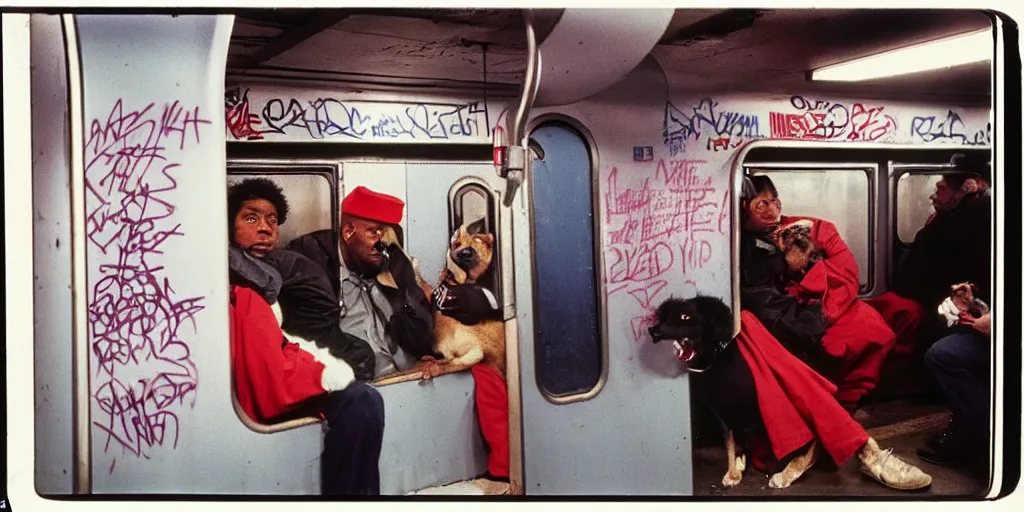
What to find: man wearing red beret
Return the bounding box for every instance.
[288,186,438,378]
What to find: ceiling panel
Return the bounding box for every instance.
[225,8,993,103]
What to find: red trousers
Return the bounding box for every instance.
[738,312,868,472]
[820,301,897,411]
[471,364,509,478]
[865,291,927,367]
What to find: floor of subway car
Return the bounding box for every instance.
[692,400,989,497]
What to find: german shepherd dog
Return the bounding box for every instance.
[648,295,819,489]
[420,223,506,379]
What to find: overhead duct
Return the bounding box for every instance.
[533,9,675,107]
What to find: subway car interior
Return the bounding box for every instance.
[7,5,1016,503]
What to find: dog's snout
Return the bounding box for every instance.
[648,325,662,342]
[456,247,476,261]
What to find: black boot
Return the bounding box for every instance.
[916,416,970,468]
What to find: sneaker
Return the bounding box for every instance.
[859,438,932,491]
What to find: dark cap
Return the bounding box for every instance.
[949,152,992,183]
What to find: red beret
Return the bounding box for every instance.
[342,186,404,224]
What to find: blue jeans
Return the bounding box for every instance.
[924,332,990,454]
[320,382,385,496]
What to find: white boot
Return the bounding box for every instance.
[859,437,932,491]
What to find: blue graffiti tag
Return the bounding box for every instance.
[257,95,488,141]
[910,110,990,146]
[259,98,370,140]
[663,99,762,155]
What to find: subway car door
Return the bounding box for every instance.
[512,121,695,495]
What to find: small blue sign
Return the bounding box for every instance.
[633,146,654,162]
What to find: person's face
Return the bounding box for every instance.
[341,216,387,273]
[743,190,781,232]
[931,178,965,213]
[233,199,279,258]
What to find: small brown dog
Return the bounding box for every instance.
[772,219,825,279]
[420,224,506,379]
[950,282,989,317]
[938,282,990,327]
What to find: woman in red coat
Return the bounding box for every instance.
[740,175,896,413]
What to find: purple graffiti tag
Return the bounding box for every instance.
[84,99,208,470]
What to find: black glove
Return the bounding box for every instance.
[432,283,502,325]
[378,244,437,359]
[322,327,377,381]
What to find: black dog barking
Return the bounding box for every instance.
[648,296,765,461]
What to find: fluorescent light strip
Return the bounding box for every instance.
[811,28,993,82]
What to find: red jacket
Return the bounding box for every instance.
[777,216,896,408]
[780,216,859,324]
[230,285,354,423]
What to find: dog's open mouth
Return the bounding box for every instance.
[672,338,696,362]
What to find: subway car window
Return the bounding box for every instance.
[227,173,334,246]
[449,179,502,303]
[530,121,603,399]
[452,182,491,239]
[225,170,335,429]
[896,173,942,245]
[453,183,491,232]
[750,169,873,292]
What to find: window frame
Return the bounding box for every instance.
[742,161,880,297]
[887,161,959,291]
[448,176,503,305]
[889,162,957,246]
[526,116,609,405]
[226,159,342,433]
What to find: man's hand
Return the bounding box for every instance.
[961,312,991,335]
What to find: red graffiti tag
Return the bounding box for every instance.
[847,103,897,142]
[769,100,895,142]
[604,159,724,304]
[225,88,264,140]
[608,242,675,286]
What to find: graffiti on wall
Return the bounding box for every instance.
[85,99,207,473]
[616,93,988,349]
[662,98,763,156]
[226,87,500,142]
[604,158,729,343]
[768,95,897,142]
[909,110,990,145]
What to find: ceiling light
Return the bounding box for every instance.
[810,28,993,82]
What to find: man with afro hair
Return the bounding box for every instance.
[227,177,383,495]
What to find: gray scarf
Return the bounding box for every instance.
[228,245,282,305]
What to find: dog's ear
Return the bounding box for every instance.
[478,233,495,248]
[700,296,735,343]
